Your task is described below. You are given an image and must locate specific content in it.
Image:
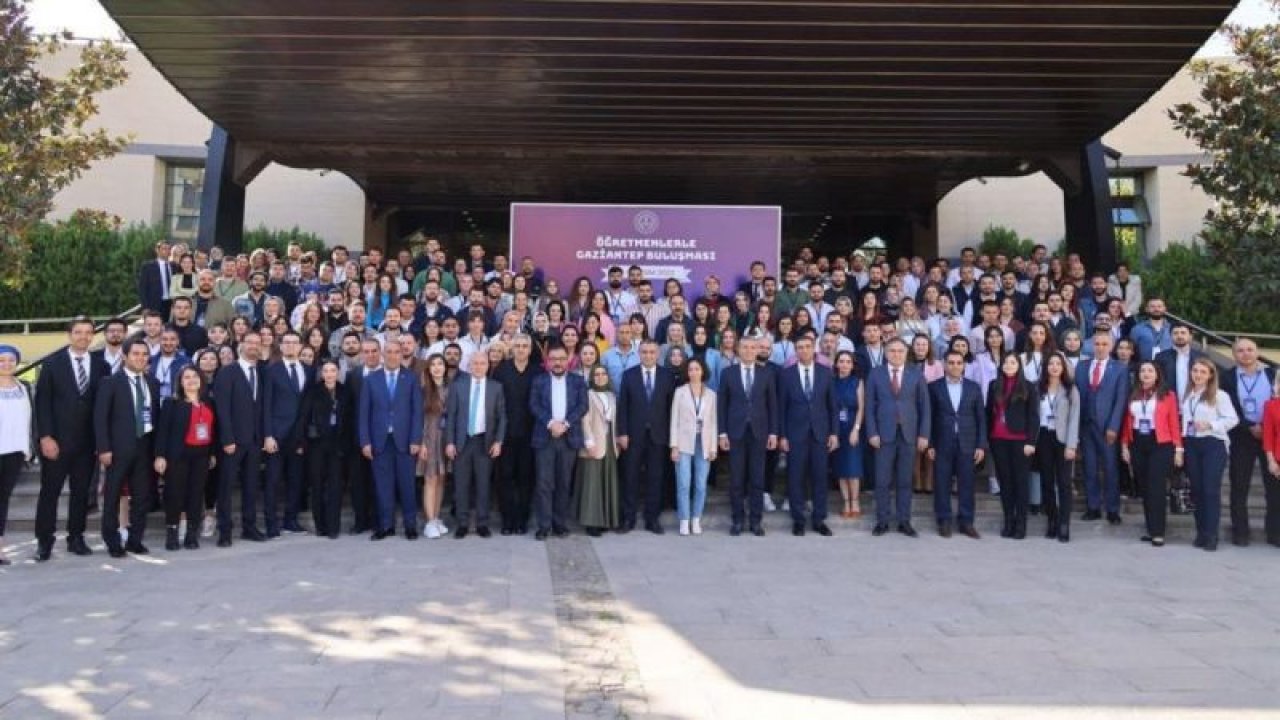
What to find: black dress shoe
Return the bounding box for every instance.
[476,526,492,538]
[1193,535,1206,548]
[455,527,469,539]
[184,535,200,550]
[35,544,52,562]
[729,524,743,536]
[535,529,549,541]
[792,522,805,537]
[282,522,305,534]
[516,524,528,535]
[814,523,833,537]
[1106,512,1122,525]
[406,529,420,540]
[216,534,232,548]
[68,536,93,556]
[897,523,918,538]
[961,526,981,540]
[108,547,127,558]
[1058,529,1070,543]
[265,528,281,539]
[751,524,766,537]
[1232,534,1250,547]
[1028,504,1042,516]
[615,524,632,535]
[165,528,180,551]
[938,523,953,538]
[586,527,603,537]
[242,528,266,542]
[872,523,889,536]
[645,522,665,535]
[501,528,514,536]
[125,542,150,555]
[1046,524,1059,540]
[370,529,387,541]
[553,526,570,538]
[1081,509,1101,521]
[1204,537,1219,552]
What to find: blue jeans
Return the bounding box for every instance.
[676,436,710,520]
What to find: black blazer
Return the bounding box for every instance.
[985,377,1042,444]
[263,361,312,446]
[155,397,216,459]
[717,362,778,441]
[35,349,108,455]
[617,364,675,444]
[137,259,174,313]
[213,363,263,448]
[298,382,352,455]
[94,371,161,458]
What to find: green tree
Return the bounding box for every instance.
[0,0,130,286]
[978,225,1035,259]
[1169,2,1280,309]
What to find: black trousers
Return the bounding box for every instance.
[307,444,345,537]
[535,437,576,531]
[622,432,665,525]
[728,431,766,527]
[1036,431,1072,529]
[1228,429,1280,543]
[347,452,375,532]
[991,438,1031,530]
[164,447,210,527]
[0,452,23,536]
[103,436,153,548]
[1130,433,1174,537]
[35,447,96,545]
[498,434,535,530]
[217,444,261,535]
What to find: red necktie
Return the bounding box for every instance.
[1090,361,1102,391]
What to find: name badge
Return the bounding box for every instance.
[440,416,448,430]
[194,422,211,442]
[838,409,849,423]
[1244,398,1258,415]
[1185,421,1195,436]
[1047,414,1056,424]
[141,407,153,425]
[695,420,704,434]
[1139,419,1152,434]
[329,410,338,427]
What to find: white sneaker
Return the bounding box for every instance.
[989,477,1001,495]
[201,515,215,538]
[780,499,790,512]
[762,493,777,512]
[679,519,690,536]
[425,522,441,540]
[435,518,449,534]
[118,527,129,545]
[691,518,703,535]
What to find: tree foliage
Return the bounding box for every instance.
[0,0,130,284]
[1169,3,1280,309]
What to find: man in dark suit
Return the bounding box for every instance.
[34,317,107,561]
[1220,338,1278,546]
[360,341,425,540]
[342,337,383,534]
[137,241,174,317]
[1074,332,1129,524]
[927,351,989,538]
[443,350,505,538]
[213,332,266,547]
[530,345,588,540]
[866,337,931,537]
[618,340,675,534]
[738,260,769,302]
[1154,323,1205,402]
[777,335,839,536]
[716,334,777,536]
[494,334,542,535]
[94,338,161,557]
[263,330,312,535]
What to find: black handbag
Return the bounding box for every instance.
[1169,467,1193,515]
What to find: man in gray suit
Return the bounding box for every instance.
[445,351,507,538]
[865,338,931,537]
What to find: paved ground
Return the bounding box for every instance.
[1,525,1279,719]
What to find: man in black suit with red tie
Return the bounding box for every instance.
[213,333,266,547]
[717,334,778,536]
[617,340,675,534]
[34,317,108,561]
[94,339,161,557]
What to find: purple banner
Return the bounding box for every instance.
[509,203,781,293]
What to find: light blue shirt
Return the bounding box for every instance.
[602,344,640,390]
[1236,367,1270,425]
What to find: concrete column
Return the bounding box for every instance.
[1062,140,1117,271]
[196,125,245,253]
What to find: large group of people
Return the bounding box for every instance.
[1,236,1278,565]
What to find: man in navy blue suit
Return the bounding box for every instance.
[94,338,161,557]
[865,338,931,537]
[927,350,988,538]
[1075,332,1129,524]
[530,345,588,540]
[617,340,675,534]
[777,335,839,536]
[359,341,424,540]
[263,330,312,535]
[213,332,266,546]
[717,334,777,536]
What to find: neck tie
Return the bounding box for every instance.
[289,363,300,392]
[1090,361,1102,390]
[645,370,653,400]
[891,367,901,395]
[803,367,812,398]
[249,365,258,401]
[745,366,754,396]
[75,356,88,394]
[469,379,481,435]
[387,370,397,397]
[132,375,146,438]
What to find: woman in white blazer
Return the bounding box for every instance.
[669,357,718,536]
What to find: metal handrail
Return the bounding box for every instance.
[1164,311,1241,351]
[14,304,144,377]
[0,312,140,335]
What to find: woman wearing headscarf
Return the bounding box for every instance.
[575,364,621,536]
[0,345,34,564]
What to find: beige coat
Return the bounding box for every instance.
[580,390,618,460]
[669,384,718,460]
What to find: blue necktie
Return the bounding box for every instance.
[469,380,481,435]
[387,370,397,397]
[644,370,653,400]
[804,367,812,399]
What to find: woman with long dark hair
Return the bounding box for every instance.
[1037,353,1079,542]
[1120,361,1183,547]
[417,354,451,539]
[154,366,215,550]
[299,359,350,539]
[832,351,865,518]
[986,353,1040,539]
[1181,358,1239,551]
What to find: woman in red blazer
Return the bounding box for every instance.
[1121,361,1183,547]
[1262,374,1280,479]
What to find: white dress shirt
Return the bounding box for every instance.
[550,374,568,423]
[468,376,487,435]
[125,369,154,434]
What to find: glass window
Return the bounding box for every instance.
[163,164,204,243]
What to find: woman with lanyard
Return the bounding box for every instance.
[1019,321,1056,515]
[1037,353,1079,542]
[986,353,1040,540]
[1181,358,1239,551]
[0,345,34,564]
[153,366,216,551]
[576,364,622,537]
[1262,373,1280,491]
[770,315,797,367]
[1120,361,1183,547]
[831,351,866,518]
[299,359,352,540]
[669,357,718,536]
